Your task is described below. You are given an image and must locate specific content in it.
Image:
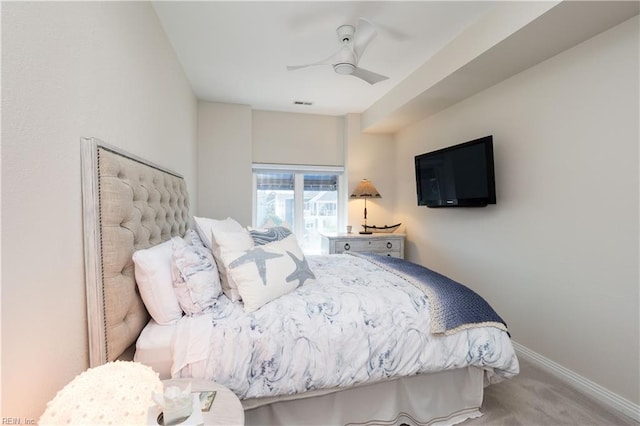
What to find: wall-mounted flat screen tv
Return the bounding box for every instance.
[415,135,496,207]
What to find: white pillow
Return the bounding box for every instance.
[211,226,255,301]
[132,240,183,325]
[171,237,222,316]
[226,234,316,313]
[193,216,244,250]
[192,216,253,301]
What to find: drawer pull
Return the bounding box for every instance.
[344,243,350,251]
[386,242,393,249]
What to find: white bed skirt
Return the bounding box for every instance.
[244,367,484,426]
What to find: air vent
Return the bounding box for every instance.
[293,100,313,106]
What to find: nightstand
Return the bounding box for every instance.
[321,233,405,259]
[159,378,244,425]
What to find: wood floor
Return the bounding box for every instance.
[463,357,638,426]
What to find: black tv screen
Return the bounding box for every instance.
[414,136,496,207]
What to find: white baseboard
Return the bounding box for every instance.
[512,341,640,422]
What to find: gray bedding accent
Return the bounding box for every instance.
[249,226,292,245]
[81,138,189,366]
[351,252,509,336]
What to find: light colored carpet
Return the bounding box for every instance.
[463,357,638,426]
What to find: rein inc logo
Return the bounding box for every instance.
[2,419,35,425]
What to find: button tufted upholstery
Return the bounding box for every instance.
[97,148,189,362]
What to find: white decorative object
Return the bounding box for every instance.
[153,383,193,425]
[39,361,162,425]
[161,379,245,425]
[147,394,203,426]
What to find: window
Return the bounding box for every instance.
[253,164,346,254]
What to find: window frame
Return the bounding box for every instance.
[252,163,347,247]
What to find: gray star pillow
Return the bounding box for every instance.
[225,234,316,312]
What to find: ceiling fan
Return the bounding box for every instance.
[287,18,389,85]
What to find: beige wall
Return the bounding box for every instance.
[197,107,347,227]
[393,16,639,404]
[250,108,398,233]
[197,102,253,225]
[345,114,397,232]
[1,2,197,419]
[253,110,345,166]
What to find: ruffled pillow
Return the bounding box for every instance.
[183,228,206,248]
[171,237,222,315]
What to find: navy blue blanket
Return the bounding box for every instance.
[351,253,509,336]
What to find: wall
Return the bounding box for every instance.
[197,107,348,227]
[253,110,344,166]
[197,106,397,234]
[394,16,639,404]
[1,2,197,419]
[197,102,253,225]
[345,114,397,233]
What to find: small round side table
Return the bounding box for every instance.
[161,378,244,425]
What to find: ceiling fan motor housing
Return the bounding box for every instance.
[336,24,355,43]
[333,63,355,75]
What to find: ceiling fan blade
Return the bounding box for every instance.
[287,63,323,71]
[353,18,378,59]
[286,49,340,72]
[351,67,389,85]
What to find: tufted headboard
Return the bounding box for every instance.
[81,138,190,367]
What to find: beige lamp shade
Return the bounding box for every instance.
[350,179,382,199]
[350,179,381,234]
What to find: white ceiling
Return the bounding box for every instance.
[152,1,496,116]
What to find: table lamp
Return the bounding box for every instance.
[350,179,382,234]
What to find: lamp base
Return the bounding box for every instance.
[359,231,373,235]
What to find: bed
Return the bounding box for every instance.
[81,138,518,425]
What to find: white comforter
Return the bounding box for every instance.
[172,254,519,400]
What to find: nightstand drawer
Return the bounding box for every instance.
[321,233,405,259]
[333,239,399,254]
